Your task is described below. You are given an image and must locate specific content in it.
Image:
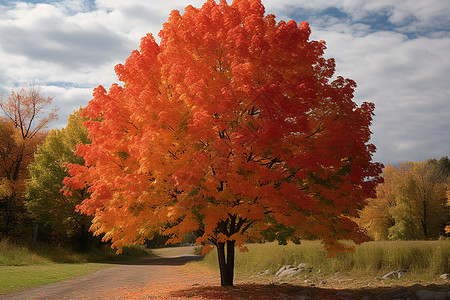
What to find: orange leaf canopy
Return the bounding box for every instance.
[66,0,383,253]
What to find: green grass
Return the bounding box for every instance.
[0,240,153,294]
[202,240,450,278]
[0,240,51,266]
[0,239,153,265]
[0,263,109,294]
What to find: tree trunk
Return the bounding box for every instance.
[217,240,235,287]
[3,193,14,235]
[422,200,428,239]
[31,223,39,250]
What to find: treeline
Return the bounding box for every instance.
[358,157,450,240]
[0,87,98,251]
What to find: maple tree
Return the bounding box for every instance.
[26,108,94,250]
[0,86,57,239]
[65,0,383,286]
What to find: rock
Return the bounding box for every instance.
[396,269,407,279]
[275,262,312,276]
[276,265,293,276]
[381,270,407,280]
[257,270,271,276]
[439,273,450,279]
[296,263,312,272]
[416,289,447,300]
[276,264,309,277]
[381,271,395,280]
[376,288,414,299]
[278,268,301,277]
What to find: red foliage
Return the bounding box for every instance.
[65,0,382,274]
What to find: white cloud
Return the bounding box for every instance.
[41,85,93,128]
[0,0,448,164]
[266,0,450,39]
[310,24,450,164]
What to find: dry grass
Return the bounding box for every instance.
[202,240,450,279]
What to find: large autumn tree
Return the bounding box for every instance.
[65,0,382,286]
[0,86,57,240]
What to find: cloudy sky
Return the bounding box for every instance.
[0,0,449,165]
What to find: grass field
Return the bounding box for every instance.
[0,240,152,294]
[202,240,450,280]
[0,263,109,294]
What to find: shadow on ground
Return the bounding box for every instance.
[103,254,202,266]
[170,282,450,299]
[142,255,203,265]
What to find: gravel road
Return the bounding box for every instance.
[1,247,209,300]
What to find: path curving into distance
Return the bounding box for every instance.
[0,246,211,300]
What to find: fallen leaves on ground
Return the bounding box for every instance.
[107,261,449,299]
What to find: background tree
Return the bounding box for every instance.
[445,189,450,234]
[389,158,449,240]
[0,121,16,202]
[65,0,383,286]
[0,86,57,240]
[26,108,94,251]
[359,157,449,240]
[358,165,398,240]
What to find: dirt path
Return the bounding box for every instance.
[0,247,218,300]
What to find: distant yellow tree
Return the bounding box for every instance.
[359,157,449,240]
[358,165,397,240]
[389,160,448,239]
[445,189,450,234]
